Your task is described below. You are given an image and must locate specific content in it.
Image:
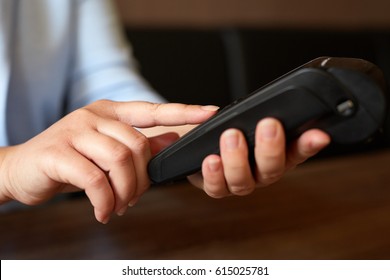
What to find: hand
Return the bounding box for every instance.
[188,118,331,198]
[0,100,218,223]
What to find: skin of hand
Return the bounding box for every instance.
[187,118,331,197]
[0,100,219,224]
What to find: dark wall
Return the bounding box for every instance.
[126,30,231,107]
[127,29,390,100]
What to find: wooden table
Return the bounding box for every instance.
[2,150,390,259]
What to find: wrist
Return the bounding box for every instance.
[0,146,17,204]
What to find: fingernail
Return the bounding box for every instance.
[311,136,331,150]
[128,196,140,207]
[201,105,220,112]
[224,129,239,150]
[259,119,277,139]
[208,157,221,172]
[96,209,110,224]
[117,206,128,216]
[101,216,110,225]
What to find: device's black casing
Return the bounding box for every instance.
[148,57,388,184]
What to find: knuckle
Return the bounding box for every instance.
[131,133,150,154]
[204,188,227,199]
[69,107,95,123]
[229,183,255,196]
[257,172,283,186]
[150,102,162,118]
[110,144,132,165]
[203,182,228,199]
[91,99,111,109]
[85,169,107,188]
[262,151,284,162]
[42,146,69,178]
[74,100,113,120]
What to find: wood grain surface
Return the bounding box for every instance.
[1,150,390,259]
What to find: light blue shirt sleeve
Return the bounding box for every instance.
[0,0,13,146]
[67,0,165,112]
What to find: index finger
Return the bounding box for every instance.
[112,102,219,127]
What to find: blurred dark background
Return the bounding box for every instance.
[126,29,390,107]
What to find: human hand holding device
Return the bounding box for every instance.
[1,57,385,224]
[0,101,218,224]
[148,57,387,193]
